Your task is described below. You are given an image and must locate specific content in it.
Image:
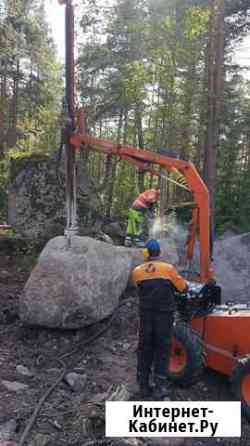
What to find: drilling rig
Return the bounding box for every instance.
[58,0,250,419]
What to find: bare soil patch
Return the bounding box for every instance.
[0,255,249,446]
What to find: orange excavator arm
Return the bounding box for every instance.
[58,0,213,283]
[71,110,213,283]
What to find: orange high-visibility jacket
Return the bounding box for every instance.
[132,260,187,312]
[132,189,160,209]
[132,261,187,293]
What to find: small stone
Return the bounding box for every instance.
[0,270,11,279]
[0,442,18,446]
[98,232,114,244]
[74,367,85,373]
[30,433,50,446]
[46,368,60,375]
[0,420,17,441]
[16,365,33,377]
[64,372,87,392]
[1,380,29,392]
[91,392,108,403]
[109,346,117,353]
[145,439,184,446]
[48,420,62,431]
[122,342,130,350]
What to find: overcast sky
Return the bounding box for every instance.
[45,0,65,60]
[45,0,250,76]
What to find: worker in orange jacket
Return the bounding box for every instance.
[132,239,188,400]
[125,189,160,247]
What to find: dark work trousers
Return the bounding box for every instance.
[137,308,174,383]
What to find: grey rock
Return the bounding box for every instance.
[48,419,62,431]
[214,233,250,302]
[102,221,125,238]
[16,365,33,377]
[1,380,29,392]
[8,157,101,241]
[64,372,87,392]
[20,236,141,328]
[0,270,11,279]
[29,434,50,446]
[91,391,108,403]
[20,235,179,329]
[0,442,18,446]
[161,231,250,304]
[0,420,17,441]
[97,232,114,244]
[219,230,238,240]
[8,158,65,240]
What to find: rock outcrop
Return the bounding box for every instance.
[8,155,101,241]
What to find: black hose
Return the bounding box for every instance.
[18,297,137,446]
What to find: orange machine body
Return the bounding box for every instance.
[191,307,250,376]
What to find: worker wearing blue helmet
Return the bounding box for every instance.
[132,239,188,400]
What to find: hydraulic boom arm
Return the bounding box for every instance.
[59,0,213,283]
[71,110,213,283]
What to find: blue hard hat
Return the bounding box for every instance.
[145,239,161,256]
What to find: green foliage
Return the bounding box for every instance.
[0,0,63,154]
[1,0,249,237]
[0,0,63,223]
[75,0,250,233]
[184,6,210,41]
[215,79,250,233]
[124,61,150,104]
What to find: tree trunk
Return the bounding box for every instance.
[0,59,7,154]
[180,60,196,161]
[105,111,123,217]
[135,104,145,192]
[11,60,19,131]
[203,0,225,226]
[195,44,209,170]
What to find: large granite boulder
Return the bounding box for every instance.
[20,237,138,329]
[214,233,250,303]
[19,236,179,329]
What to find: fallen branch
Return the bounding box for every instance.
[18,297,137,446]
[18,359,66,446]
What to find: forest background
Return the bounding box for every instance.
[0,0,250,235]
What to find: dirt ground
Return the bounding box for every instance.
[0,255,249,446]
